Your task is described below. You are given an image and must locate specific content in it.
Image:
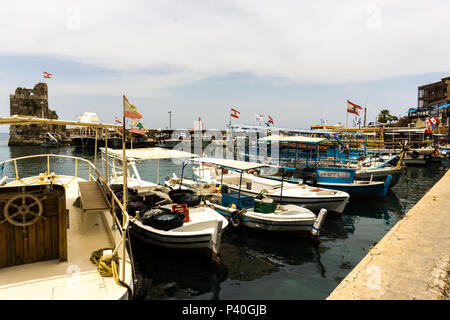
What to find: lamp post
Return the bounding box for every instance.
[168,111,172,129]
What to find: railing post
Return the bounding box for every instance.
[14,160,18,180]
[47,155,50,174]
[75,158,78,178]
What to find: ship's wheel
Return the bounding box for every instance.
[3,193,44,227]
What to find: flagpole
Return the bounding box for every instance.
[122,96,128,234]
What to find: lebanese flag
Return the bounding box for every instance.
[131,118,146,135]
[268,115,274,125]
[123,95,143,119]
[230,108,240,119]
[43,72,52,79]
[347,100,362,116]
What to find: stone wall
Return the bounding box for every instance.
[8,82,64,146]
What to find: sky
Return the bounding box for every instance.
[0,0,449,132]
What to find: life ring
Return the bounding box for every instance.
[424,154,432,161]
[411,151,419,159]
[439,137,446,146]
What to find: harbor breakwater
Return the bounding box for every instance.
[327,169,450,300]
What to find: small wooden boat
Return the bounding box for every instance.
[315,167,392,200]
[206,193,326,237]
[40,132,60,148]
[129,202,228,258]
[101,147,229,259]
[192,158,350,215]
[166,169,327,239]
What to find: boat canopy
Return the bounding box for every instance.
[0,115,121,129]
[258,135,326,143]
[193,157,275,171]
[100,147,197,161]
[78,111,101,123]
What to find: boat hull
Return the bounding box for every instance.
[355,168,403,188]
[213,204,316,234]
[129,208,228,258]
[316,178,391,199]
[223,185,348,215]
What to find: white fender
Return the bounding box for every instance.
[311,209,327,237]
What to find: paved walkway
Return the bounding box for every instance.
[327,169,450,300]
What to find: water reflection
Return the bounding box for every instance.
[131,241,228,300]
[219,228,327,280]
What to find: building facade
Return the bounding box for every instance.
[408,77,450,132]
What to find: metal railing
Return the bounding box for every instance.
[0,153,131,284]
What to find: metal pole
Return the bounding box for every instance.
[180,161,187,189]
[94,128,98,168]
[279,168,285,203]
[105,128,109,185]
[121,102,127,281]
[168,111,172,129]
[238,171,243,206]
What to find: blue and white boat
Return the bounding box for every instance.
[315,167,392,200]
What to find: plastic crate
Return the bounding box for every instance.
[221,193,254,209]
[254,199,276,213]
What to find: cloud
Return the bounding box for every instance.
[0,0,449,89]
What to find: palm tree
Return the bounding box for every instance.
[377,109,398,124]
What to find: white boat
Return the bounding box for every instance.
[166,178,327,237]
[130,203,228,258]
[100,147,229,259]
[211,201,327,236]
[190,158,350,215]
[0,116,134,300]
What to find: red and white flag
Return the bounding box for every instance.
[114,117,122,124]
[347,100,362,116]
[131,118,146,135]
[43,72,52,79]
[230,108,240,119]
[123,95,143,119]
[267,115,274,125]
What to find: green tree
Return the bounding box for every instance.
[393,115,411,127]
[377,109,398,124]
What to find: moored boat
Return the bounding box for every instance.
[0,116,134,300]
[315,167,392,200]
[100,147,229,259]
[191,158,350,215]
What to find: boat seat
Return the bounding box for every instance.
[78,181,111,232]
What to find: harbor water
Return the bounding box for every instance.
[0,133,447,300]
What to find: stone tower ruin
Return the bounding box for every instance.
[8,82,62,146]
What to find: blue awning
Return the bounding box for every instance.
[407,108,419,113]
[438,103,450,109]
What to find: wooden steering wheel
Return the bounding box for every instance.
[3,193,43,227]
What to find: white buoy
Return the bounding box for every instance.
[311,209,327,237]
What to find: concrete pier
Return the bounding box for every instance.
[327,169,450,300]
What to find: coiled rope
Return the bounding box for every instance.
[90,248,133,299]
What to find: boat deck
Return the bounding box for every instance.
[0,176,132,300]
